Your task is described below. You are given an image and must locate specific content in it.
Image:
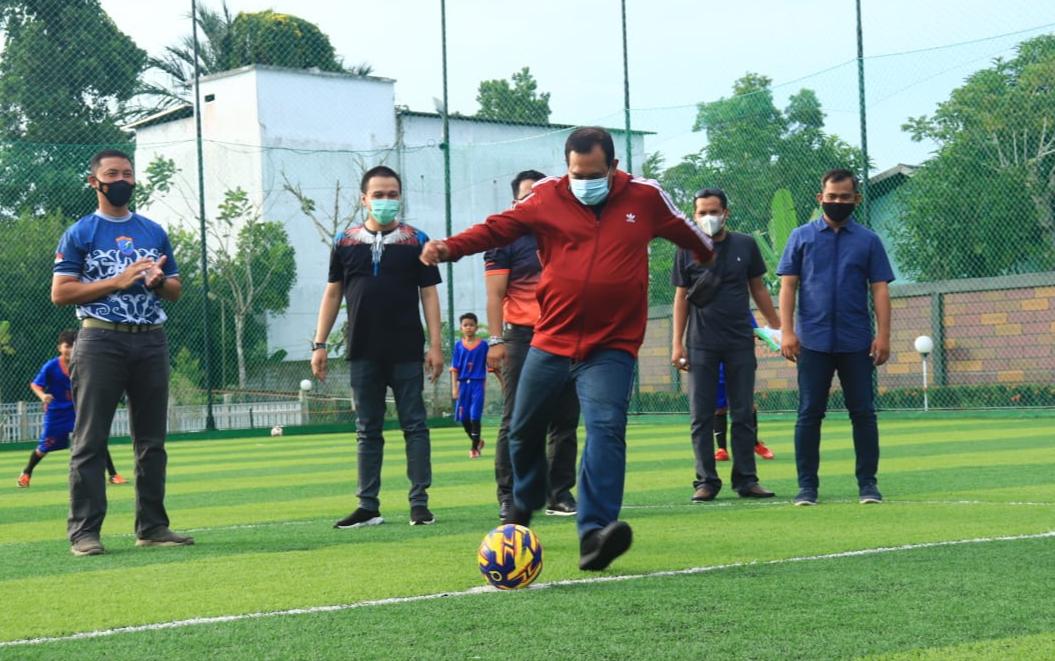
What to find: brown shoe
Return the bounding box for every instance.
[71,536,104,556]
[136,528,195,547]
[692,485,718,502]
[738,483,776,498]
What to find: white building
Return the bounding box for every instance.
[129,65,646,363]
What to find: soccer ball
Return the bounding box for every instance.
[270,425,284,437]
[477,524,543,590]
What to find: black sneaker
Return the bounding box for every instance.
[498,500,512,521]
[793,488,818,507]
[545,499,577,516]
[409,505,435,526]
[859,485,883,504]
[579,521,633,571]
[502,506,532,528]
[334,508,383,529]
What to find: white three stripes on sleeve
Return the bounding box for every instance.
[631,177,713,252]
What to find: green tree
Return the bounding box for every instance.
[0,212,77,401]
[752,188,806,295]
[208,188,296,388]
[142,2,372,112]
[476,67,551,124]
[654,74,863,238]
[896,34,1055,280]
[0,0,146,217]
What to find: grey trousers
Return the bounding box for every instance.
[688,345,759,493]
[68,327,171,542]
[494,324,579,507]
[348,360,432,511]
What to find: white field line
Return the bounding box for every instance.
[2,529,1053,649]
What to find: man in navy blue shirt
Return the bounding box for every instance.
[777,168,894,507]
[52,149,192,555]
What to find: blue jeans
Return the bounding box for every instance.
[794,348,879,490]
[509,347,635,537]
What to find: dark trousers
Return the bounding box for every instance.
[68,327,171,542]
[495,325,579,507]
[510,347,633,538]
[794,348,879,490]
[688,346,759,493]
[349,360,432,511]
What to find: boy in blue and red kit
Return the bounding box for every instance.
[451,313,489,458]
[17,330,127,488]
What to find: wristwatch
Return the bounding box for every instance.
[311,342,327,351]
[487,337,505,346]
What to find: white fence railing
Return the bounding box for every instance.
[0,400,305,444]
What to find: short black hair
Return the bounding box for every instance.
[693,187,728,209]
[89,149,133,175]
[58,329,77,346]
[821,168,859,192]
[564,127,615,167]
[510,170,546,198]
[360,165,402,194]
[459,312,478,324]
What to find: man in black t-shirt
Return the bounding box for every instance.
[671,188,781,502]
[311,165,444,529]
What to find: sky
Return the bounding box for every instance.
[97,0,1055,173]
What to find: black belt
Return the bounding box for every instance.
[82,318,162,333]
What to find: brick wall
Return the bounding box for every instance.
[642,275,1055,398]
[942,285,1055,386]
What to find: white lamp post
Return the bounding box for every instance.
[914,335,934,412]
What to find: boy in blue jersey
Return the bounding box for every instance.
[52,149,193,556]
[17,330,127,488]
[451,312,489,458]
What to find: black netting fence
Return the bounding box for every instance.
[1,1,1053,441]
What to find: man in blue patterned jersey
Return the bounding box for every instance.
[52,149,193,556]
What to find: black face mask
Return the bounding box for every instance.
[822,201,855,223]
[97,179,135,208]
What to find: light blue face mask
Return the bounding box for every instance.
[569,175,610,206]
[370,199,400,225]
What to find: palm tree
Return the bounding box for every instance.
[133,2,374,117]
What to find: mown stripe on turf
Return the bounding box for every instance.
[2,529,1052,649]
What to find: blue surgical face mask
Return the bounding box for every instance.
[569,175,610,206]
[370,199,400,225]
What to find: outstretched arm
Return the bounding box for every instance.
[421,205,535,265]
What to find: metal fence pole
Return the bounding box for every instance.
[440,0,455,356]
[855,0,871,226]
[192,0,216,430]
[622,0,642,414]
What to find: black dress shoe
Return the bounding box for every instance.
[692,485,718,502]
[498,500,512,521]
[579,521,633,571]
[738,483,775,498]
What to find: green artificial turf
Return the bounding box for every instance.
[0,414,1052,659]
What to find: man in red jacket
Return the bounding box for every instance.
[421,127,713,571]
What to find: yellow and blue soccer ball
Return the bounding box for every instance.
[477,524,543,590]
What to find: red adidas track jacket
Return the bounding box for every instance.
[445,170,714,361]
